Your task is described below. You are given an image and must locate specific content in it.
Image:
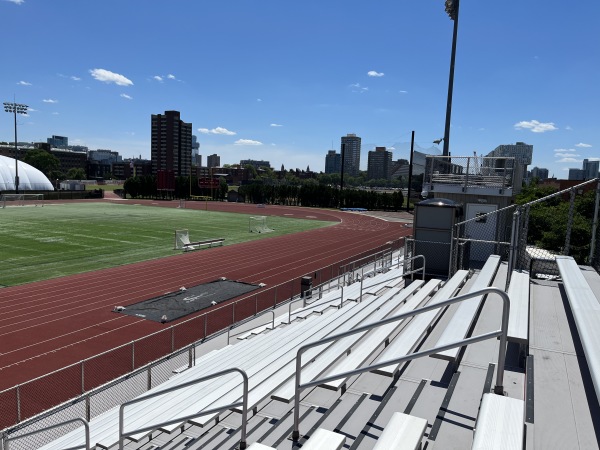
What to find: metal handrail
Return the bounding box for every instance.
[398,254,426,280]
[4,418,89,450]
[118,367,249,450]
[291,287,510,440]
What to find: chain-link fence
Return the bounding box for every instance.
[445,179,600,286]
[0,238,404,448]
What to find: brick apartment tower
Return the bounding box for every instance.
[151,110,192,176]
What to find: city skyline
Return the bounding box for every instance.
[1,0,598,177]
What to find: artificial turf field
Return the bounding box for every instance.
[0,202,333,287]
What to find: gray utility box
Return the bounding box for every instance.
[413,198,463,277]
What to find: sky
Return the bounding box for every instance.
[1,0,598,176]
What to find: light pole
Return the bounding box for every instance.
[3,101,29,194]
[442,0,460,157]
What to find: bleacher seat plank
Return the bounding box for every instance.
[320,279,441,391]
[271,280,427,402]
[506,271,529,345]
[372,412,427,450]
[471,393,524,450]
[301,428,345,450]
[373,270,469,377]
[431,256,501,362]
[247,443,276,450]
[556,256,600,404]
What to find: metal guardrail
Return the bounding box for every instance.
[119,367,249,450]
[3,418,90,450]
[291,287,511,440]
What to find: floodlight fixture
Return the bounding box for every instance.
[3,100,29,194]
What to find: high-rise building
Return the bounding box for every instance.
[47,135,68,148]
[207,154,220,168]
[324,150,341,174]
[240,159,271,169]
[191,135,201,167]
[569,168,585,181]
[486,142,533,191]
[341,134,361,177]
[150,110,192,176]
[530,166,549,180]
[367,147,393,181]
[583,159,599,180]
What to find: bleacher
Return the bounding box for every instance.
[26,254,540,450]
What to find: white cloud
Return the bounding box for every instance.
[71,76,81,81]
[27,107,37,112]
[43,99,58,103]
[153,76,163,82]
[554,148,575,153]
[565,125,573,131]
[399,90,408,94]
[120,93,133,100]
[198,127,236,135]
[51,112,59,115]
[6,0,25,4]
[167,74,176,80]
[234,139,263,146]
[557,157,581,163]
[89,68,133,86]
[555,152,579,158]
[575,142,592,148]
[367,70,384,77]
[257,98,262,102]
[514,120,557,133]
[270,123,283,127]
[350,83,368,93]
[17,80,31,86]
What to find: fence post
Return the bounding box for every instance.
[204,315,207,340]
[85,394,91,421]
[147,366,152,391]
[81,361,85,394]
[589,180,600,264]
[171,327,175,352]
[131,341,135,370]
[507,208,520,280]
[16,385,21,423]
[564,189,576,256]
[189,345,193,368]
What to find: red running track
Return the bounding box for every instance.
[0,201,411,393]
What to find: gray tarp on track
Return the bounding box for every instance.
[117,279,260,323]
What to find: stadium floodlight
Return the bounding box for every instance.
[442,0,460,158]
[3,100,29,194]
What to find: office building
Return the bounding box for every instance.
[240,159,271,169]
[583,159,599,180]
[207,154,220,168]
[569,168,585,181]
[324,150,341,174]
[47,135,68,148]
[150,110,192,177]
[367,147,393,181]
[341,134,361,177]
[530,167,549,181]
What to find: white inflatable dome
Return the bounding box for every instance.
[0,155,55,191]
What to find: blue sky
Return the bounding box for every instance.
[2,0,598,176]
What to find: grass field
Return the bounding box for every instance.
[0,203,333,287]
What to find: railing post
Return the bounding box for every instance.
[81,361,85,394]
[564,189,576,256]
[147,366,152,390]
[171,327,175,352]
[203,315,207,339]
[131,341,135,370]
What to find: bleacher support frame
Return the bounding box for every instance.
[291,286,511,440]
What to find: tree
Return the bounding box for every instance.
[22,149,60,175]
[219,177,228,199]
[66,167,86,180]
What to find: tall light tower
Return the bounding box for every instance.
[443,0,460,157]
[3,101,29,194]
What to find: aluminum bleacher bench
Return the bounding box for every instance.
[247,443,276,450]
[183,238,224,251]
[506,271,529,346]
[373,412,428,450]
[271,280,429,402]
[301,428,345,450]
[431,255,501,362]
[556,255,600,404]
[471,393,525,450]
[373,270,469,377]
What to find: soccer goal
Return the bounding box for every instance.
[174,229,192,250]
[1,193,44,208]
[249,216,274,233]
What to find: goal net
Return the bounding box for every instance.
[174,229,192,249]
[249,216,274,233]
[1,194,44,208]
